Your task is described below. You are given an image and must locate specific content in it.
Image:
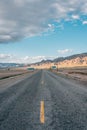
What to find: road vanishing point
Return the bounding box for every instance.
[0,70,87,130]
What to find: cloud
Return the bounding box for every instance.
[22,56,55,63]
[82,21,87,25]
[0,54,12,59]
[71,15,80,20]
[57,49,73,54]
[0,53,55,63]
[0,0,87,43]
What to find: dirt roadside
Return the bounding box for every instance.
[0,70,38,92]
[0,69,34,80]
[51,67,87,86]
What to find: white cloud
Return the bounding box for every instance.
[0,0,87,43]
[20,56,55,63]
[0,54,12,59]
[57,49,73,54]
[71,15,80,20]
[0,54,55,63]
[82,21,87,25]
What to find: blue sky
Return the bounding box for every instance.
[0,0,87,63]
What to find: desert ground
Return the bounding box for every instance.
[54,67,87,85]
[0,67,34,80]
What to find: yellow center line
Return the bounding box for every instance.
[40,101,45,124]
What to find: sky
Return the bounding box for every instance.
[0,0,87,63]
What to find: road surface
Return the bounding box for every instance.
[0,70,87,130]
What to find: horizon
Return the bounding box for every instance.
[0,0,87,63]
[0,52,87,64]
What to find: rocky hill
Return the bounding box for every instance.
[31,53,87,69]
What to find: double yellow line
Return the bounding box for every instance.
[40,101,45,124]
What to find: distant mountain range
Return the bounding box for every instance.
[0,63,24,68]
[0,53,87,69]
[32,53,87,64]
[31,53,87,69]
[53,53,87,62]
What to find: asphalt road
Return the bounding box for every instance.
[0,70,87,130]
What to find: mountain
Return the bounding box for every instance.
[35,59,53,64]
[53,53,87,62]
[31,53,87,69]
[0,63,24,69]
